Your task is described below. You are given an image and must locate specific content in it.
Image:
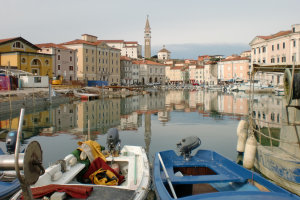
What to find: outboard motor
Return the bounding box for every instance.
[177,136,201,160]
[106,128,121,155]
[6,131,18,153]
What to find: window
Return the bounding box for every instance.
[58,50,60,52]
[262,47,266,53]
[283,42,285,49]
[253,48,256,54]
[86,66,88,71]
[92,57,94,63]
[271,58,275,63]
[21,58,26,63]
[86,57,88,62]
[258,48,261,53]
[34,77,41,83]
[45,60,49,65]
[13,41,24,49]
[69,66,73,70]
[58,55,60,60]
[263,58,266,63]
[282,56,286,62]
[277,44,280,50]
[58,65,61,70]
[272,45,274,51]
[92,67,94,72]
[86,49,88,53]
[92,50,94,54]
[277,57,280,63]
[293,40,296,47]
[70,57,72,61]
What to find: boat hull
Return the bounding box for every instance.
[154,149,300,200]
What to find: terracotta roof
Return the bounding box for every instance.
[132,60,165,66]
[125,46,137,48]
[220,56,250,62]
[171,66,184,70]
[196,66,204,69]
[0,37,18,44]
[124,41,138,44]
[205,61,217,65]
[61,39,99,46]
[257,30,292,40]
[98,40,124,43]
[36,43,72,50]
[120,56,131,61]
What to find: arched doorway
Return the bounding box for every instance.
[142,77,145,85]
[155,77,158,83]
[149,77,152,83]
[31,59,42,75]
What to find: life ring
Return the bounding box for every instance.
[284,68,300,104]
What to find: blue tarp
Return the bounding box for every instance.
[87,80,108,87]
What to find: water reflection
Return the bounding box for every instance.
[0,90,282,166]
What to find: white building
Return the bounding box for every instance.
[158,45,171,61]
[249,24,300,86]
[98,40,142,59]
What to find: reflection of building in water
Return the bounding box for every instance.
[76,99,121,135]
[120,96,140,116]
[139,91,165,112]
[218,94,249,116]
[0,110,51,139]
[203,91,218,112]
[144,113,151,154]
[158,111,170,123]
[52,104,77,131]
[252,96,282,128]
[119,112,142,131]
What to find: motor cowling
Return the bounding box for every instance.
[177,136,201,160]
[106,128,121,153]
[6,131,18,153]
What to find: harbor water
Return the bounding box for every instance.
[0,89,291,192]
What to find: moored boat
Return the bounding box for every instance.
[153,136,300,200]
[11,128,150,200]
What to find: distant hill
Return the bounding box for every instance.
[152,43,250,59]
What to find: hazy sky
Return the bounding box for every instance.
[1,0,300,58]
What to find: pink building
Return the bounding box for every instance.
[217,56,250,82]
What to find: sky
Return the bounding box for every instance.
[1,0,300,59]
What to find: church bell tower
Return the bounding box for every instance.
[144,15,151,59]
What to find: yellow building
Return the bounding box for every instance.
[0,37,53,77]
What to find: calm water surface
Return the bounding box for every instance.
[0,89,282,168]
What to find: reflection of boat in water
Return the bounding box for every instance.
[73,90,99,100]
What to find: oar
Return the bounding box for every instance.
[157,153,177,199]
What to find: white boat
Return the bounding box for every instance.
[73,90,99,100]
[239,81,274,93]
[11,144,150,200]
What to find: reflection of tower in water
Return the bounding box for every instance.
[144,113,151,155]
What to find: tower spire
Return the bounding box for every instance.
[144,15,151,59]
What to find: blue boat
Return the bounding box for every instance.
[0,148,20,200]
[154,136,300,200]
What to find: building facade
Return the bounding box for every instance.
[0,37,53,77]
[120,56,132,85]
[98,40,142,59]
[61,34,121,84]
[36,43,77,81]
[218,56,250,82]
[249,24,300,86]
[133,60,165,85]
[204,61,218,85]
